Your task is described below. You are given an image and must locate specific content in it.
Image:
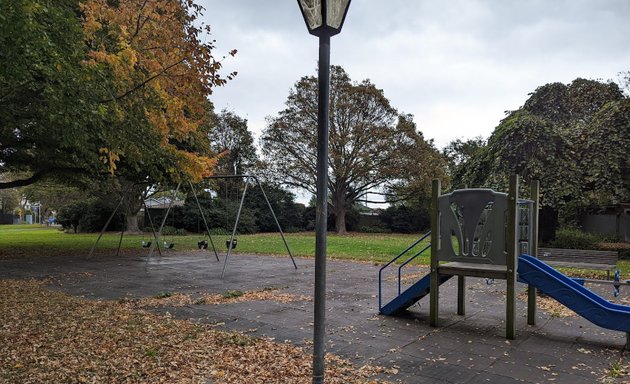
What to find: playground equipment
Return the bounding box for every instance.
[88,181,219,261]
[379,175,630,345]
[89,175,296,277]
[88,182,164,259]
[380,175,535,338]
[205,174,297,278]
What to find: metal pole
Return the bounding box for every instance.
[313,33,330,384]
[148,183,180,259]
[252,176,297,269]
[506,174,519,339]
[527,180,540,325]
[143,198,162,268]
[221,177,251,278]
[188,181,220,261]
[88,191,127,259]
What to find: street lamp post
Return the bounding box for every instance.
[296,1,351,383]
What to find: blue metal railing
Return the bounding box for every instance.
[378,231,431,311]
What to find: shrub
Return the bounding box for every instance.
[380,204,430,234]
[359,225,391,233]
[57,199,123,233]
[160,226,188,236]
[549,227,599,249]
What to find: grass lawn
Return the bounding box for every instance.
[0,224,430,264]
[1,224,628,278]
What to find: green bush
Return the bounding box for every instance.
[550,227,599,249]
[57,199,123,233]
[160,226,188,236]
[359,225,391,233]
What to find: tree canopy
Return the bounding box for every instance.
[261,66,445,234]
[209,110,258,176]
[0,0,235,189]
[451,77,629,236]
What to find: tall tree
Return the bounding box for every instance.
[464,78,627,238]
[261,66,445,234]
[442,136,486,190]
[209,110,258,175]
[0,0,235,189]
[619,71,630,97]
[578,98,630,205]
[1,0,96,188]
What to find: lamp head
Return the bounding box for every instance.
[298,0,351,37]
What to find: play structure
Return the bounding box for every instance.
[379,175,630,345]
[88,175,297,277]
[204,174,297,278]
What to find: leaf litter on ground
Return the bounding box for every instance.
[0,279,392,383]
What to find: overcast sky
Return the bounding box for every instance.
[202,1,630,149]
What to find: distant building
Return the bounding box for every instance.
[579,203,630,242]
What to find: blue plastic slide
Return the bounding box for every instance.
[518,255,630,332]
[380,273,452,316]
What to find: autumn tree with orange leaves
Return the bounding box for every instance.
[1,0,235,230]
[1,0,235,190]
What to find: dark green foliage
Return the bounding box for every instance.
[0,0,100,186]
[442,137,486,189]
[380,204,430,234]
[458,77,630,239]
[359,225,392,233]
[209,110,258,175]
[549,227,601,250]
[56,201,88,233]
[57,199,123,233]
[159,226,187,236]
[243,182,306,232]
[578,99,630,205]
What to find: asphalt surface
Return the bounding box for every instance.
[1,250,629,383]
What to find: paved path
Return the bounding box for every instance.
[1,251,629,383]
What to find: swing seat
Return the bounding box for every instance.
[198,240,208,250]
[225,238,237,249]
[164,241,175,249]
[142,241,152,248]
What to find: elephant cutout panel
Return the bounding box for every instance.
[437,189,508,265]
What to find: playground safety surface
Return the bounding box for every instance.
[2,251,629,383]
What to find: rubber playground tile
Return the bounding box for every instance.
[2,252,630,383]
[411,360,485,383]
[487,359,560,382]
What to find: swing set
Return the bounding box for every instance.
[204,174,298,278]
[87,175,297,278]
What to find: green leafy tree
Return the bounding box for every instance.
[0,0,233,190]
[0,0,98,188]
[578,98,630,205]
[243,182,306,232]
[442,137,486,190]
[619,71,630,97]
[262,66,445,234]
[210,110,258,176]
[465,78,627,239]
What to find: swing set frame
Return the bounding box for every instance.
[206,174,297,278]
[87,175,297,278]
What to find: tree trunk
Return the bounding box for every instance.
[126,212,140,233]
[335,210,347,235]
[122,188,145,234]
[331,190,347,235]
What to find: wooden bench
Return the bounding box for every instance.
[538,248,618,279]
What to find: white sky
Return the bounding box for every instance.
[202,1,630,150]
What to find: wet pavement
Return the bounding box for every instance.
[1,250,628,383]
